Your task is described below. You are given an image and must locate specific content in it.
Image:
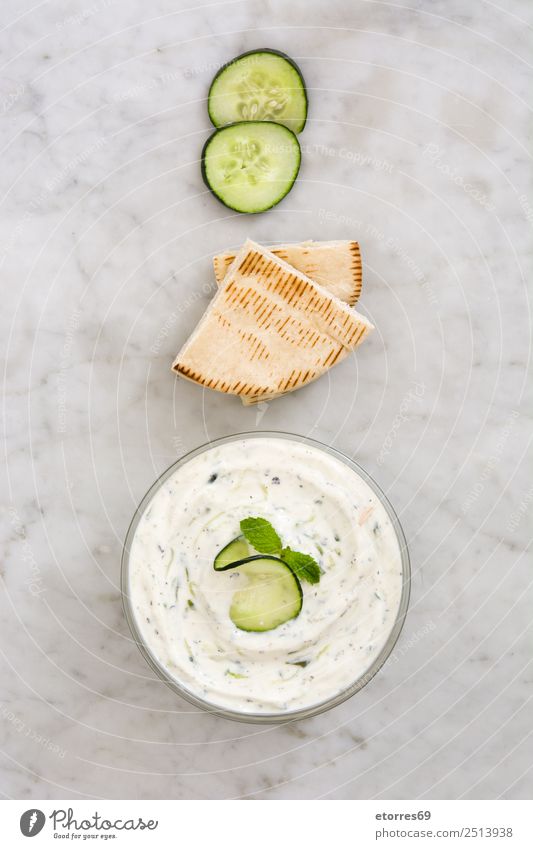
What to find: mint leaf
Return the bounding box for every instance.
[240,517,282,555]
[281,548,321,584]
[238,517,321,584]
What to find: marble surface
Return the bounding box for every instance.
[1,0,531,800]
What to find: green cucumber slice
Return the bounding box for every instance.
[214,535,251,570]
[208,49,307,134]
[229,556,303,632]
[201,121,301,213]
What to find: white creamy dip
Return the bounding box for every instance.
[127,437,404,714]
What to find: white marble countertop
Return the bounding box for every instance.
[1,0,531,800]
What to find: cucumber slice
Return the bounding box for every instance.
[208,49,307,134]
[214,535,251,570]
[201,122,301,214]
[229,556,303,632]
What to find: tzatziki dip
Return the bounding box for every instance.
[126,436,406,715]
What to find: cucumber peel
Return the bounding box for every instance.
[214,535,252,570]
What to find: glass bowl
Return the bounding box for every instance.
[121,431,411,723]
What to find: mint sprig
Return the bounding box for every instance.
[240,516,321,584]
[280,548,321,585]
[239,517,282,555]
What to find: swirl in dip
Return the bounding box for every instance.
[127,437,404,714]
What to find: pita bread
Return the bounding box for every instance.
[172,240,373,399]
[213,240,362,306]
[228,241,363,406]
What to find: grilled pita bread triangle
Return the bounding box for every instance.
[172,239,373,399]
[213,240,362,306]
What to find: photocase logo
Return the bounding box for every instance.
[20,809,45,837]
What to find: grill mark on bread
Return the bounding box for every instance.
[276,271,297,301]
[353,323,369,346]
[282,370,297,390]
[245,332,269,361]
[216,313,231,330]
[350,241,363,277]
[324,344,343,367]
[350,241,363,304]
[330,347,344,366]
[285,277,307,306]
[237,252,257,276]
[178,363,269,397]
[234,286,256,309]
[240,382,268,397]
[247,251,264,273]
[254,302,273,326]
[321,302,335,326]
[276,315,290,334]
[258,257,275,281]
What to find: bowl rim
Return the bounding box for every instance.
[121,430,411,724]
